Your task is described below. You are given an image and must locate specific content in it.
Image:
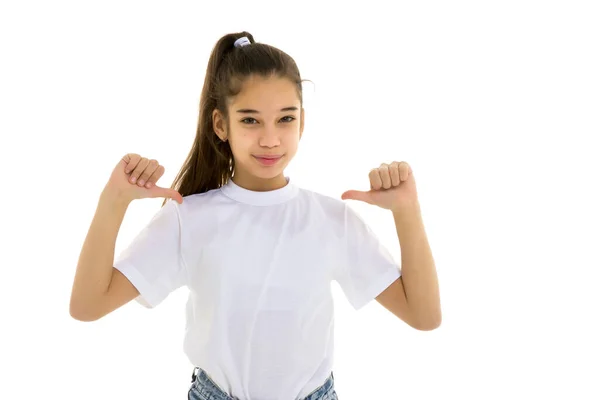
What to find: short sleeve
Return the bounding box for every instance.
[114,199,187,309]
[334,204,402,311]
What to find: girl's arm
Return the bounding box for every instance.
[377,205,441,330]
[69,189,139,321]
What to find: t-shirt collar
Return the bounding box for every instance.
[220,176,298,206]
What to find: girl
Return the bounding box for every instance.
[70,31,441,400]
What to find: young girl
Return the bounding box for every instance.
[70,31,441,400]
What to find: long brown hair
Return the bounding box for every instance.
[163,31,308,206]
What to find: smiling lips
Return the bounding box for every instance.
[253,155,283,166]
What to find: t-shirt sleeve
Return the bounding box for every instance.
[113,199,187,309]
[334,203,402,311]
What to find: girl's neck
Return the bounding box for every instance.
[231,171,289,192]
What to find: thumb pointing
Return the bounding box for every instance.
[151,186,184,204]
[170,190,184,205]
[166,189,184,204]
[341,190,371,204]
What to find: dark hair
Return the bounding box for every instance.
[164,31,308,205]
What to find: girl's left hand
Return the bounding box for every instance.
[341,161,419,213]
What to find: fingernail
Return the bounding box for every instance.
[131,176,136,183]
[146,182,152,188]
[138,179,145,186]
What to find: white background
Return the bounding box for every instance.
[1,1,599,399]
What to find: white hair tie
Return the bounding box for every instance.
[234,37,251,48]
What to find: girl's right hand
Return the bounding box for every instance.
[103,153,184,205]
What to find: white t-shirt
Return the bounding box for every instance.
[114,177,401,400]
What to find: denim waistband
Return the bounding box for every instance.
[189,367,336,400]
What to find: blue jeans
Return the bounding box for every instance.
[188,367,339,400]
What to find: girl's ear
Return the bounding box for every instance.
[212,109,228,141]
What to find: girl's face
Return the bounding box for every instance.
[213,74,304,192]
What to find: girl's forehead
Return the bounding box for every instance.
[237,76,296,95]
[231,78,300,111]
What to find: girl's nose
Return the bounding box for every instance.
[258,129,280,147]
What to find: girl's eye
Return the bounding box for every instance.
[240,116,296,124]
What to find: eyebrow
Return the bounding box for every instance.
[236,107,298,114]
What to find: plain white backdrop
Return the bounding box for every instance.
[1,1,599,399]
